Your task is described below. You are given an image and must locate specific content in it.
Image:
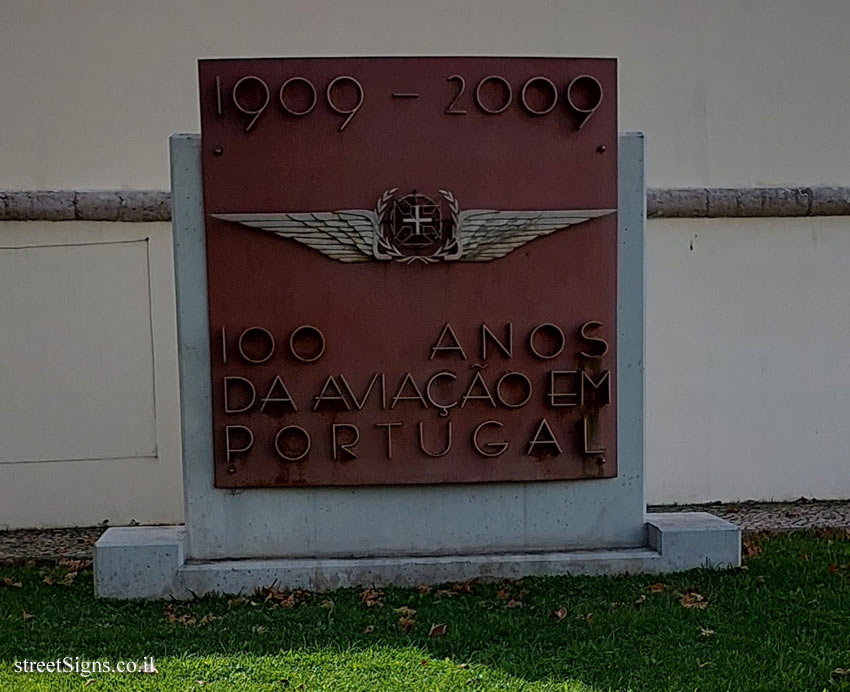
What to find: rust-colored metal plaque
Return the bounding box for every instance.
[199,57,618,488]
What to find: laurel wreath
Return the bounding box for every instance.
[373,187,461,264]
[373,188,407,261]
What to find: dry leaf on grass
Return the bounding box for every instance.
[648,582,666,593]
[505,599,522,609]
[164,604,196,626]
[549,607,568,621]
[832,668,850,678]
[700,627,715,637]
[680,591,709,609]
[363,625,374,634]
[1,578,22,588]
[397,605,417,632]
[429,623,448,637]
[262,586,306,608]
[451,581,475,594]
[59,559,92,571]
[320,599,334,609]
[742,537,764,558]
[495,588,510,600]
[21,611,33,621]
[360,588,385,608]
[417,585,432,595]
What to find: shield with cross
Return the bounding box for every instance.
[379,191,455,261]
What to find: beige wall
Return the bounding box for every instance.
[0,1,849,525]
[646,217,850,504]
[0,222,183,528]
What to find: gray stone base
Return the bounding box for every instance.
[94,512,740,600]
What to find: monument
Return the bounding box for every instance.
[95,57,739,598]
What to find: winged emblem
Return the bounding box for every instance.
[212,188,614,264]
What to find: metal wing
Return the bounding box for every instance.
[211,210,377,263]
[457,209,615,261]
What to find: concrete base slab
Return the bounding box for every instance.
[94,512,740,599]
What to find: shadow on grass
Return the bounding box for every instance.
[1,532,850,691]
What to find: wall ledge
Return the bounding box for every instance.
[1,186,849,222]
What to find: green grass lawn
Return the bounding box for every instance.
[1,531,849,691]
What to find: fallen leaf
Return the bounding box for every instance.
[832,668,850,678]
[648,582,666,593]
[742,537,763,558]
[576,612,594,623]
[363,625,374,634]
[549,607,568,621]
[198,615,220,626]
[680,591,709,609]
[429,623,448,637]
[320,599,334,609]
[253,625,267,635]
[1,578,22,588]
[829,563,839,574]
[398,615,416,632]
[495,589,510,600]
[58,558,92,571]
[25,559,36,568]
[451,581,474,593]
[164,604,196,626]
[700,627,715,637]
[360,588,385,608]
[506,599,522,609]
[61,572,78,586]
[262,586,298,608]
[417,585,432,595]
[435,588,456,597]
[22,611,33,621]
[634,594,647,604]
[698,661,714,669]
[42,577,54,585]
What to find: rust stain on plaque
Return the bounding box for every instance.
[199,57,618,487]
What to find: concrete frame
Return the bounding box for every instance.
[95,132,740,598]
